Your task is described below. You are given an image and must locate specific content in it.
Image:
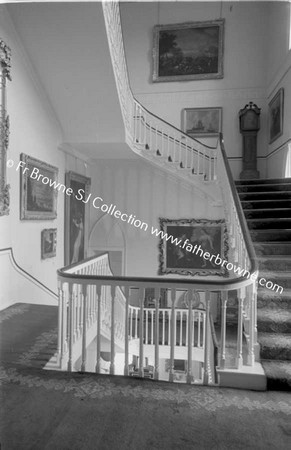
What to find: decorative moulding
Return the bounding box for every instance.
[0,38,11,217]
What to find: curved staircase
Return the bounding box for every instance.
[236,178,291,390]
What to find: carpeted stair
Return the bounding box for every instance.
[236,178,291,390]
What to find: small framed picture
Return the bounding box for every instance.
[152,20,224,82]
[20,153,58,220]
[41,228,57,259]
[182,107,222,138]
[268,88,284,143]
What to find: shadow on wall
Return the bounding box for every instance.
[88,213,125,276]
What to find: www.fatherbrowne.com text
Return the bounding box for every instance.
[9,158,284,294]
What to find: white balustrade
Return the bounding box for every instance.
[53,2,260,386]
[102,1,218,184]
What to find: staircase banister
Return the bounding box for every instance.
[57,269,256,291]
[63,252,110,274]
[136,113,217,161]
[133,99,219,152]
[219,133,258,276]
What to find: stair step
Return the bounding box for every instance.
[250,229,291,242]
[257,288,291,310]
[241,199,291,210]
[257,309,291,333]
[236,184,291,193]
[258,271,291,290]
[238,191,291,200]
[235,178,291,186]
[257,256,291,271]
[258,333,291,361]
[243,208,291,219]
[247,218,291,230]
[254,242,291,256]
[261,360,291,391]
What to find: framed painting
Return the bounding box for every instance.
[268,88,284,143]
[64,171,91,266]
[41,228,57,259]
[152,20,224,82]
[182,107,222,137]
[158,218,228,276]
[0,39,11,216]
[20,153,58,220]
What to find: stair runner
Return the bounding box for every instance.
[236,178,291,390]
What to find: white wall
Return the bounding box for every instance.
[88,158,223,278]
[121,1,271,179]
[0,7,91,309]
[266,3,291,178]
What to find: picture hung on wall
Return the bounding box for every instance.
[268,88,284,143]
[158,218,228,276]
[0,38,12,217]
[41,228,57,259]
[152,20,225,82]
[64,171,91,266]
[20,153,58,220]
[182,107,222,138]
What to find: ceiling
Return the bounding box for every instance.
[7,1,136,159]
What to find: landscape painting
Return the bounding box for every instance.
[20,153,58,220]
[153,20,224,82]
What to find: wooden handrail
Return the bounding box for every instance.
[1,247,58,299]
[219,133,258,277]
[58,268,255,291]
[133,100,219,151]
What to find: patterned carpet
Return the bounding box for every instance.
[236,178,291,390]
[0,303,291,449]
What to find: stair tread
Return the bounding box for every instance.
[236,178,291,184]
[247,218,291,222]
[254,241,291,245]
[258,332,291,341]
[259,271,291,279]
[244,208,291,212]
[261,360,291,389]
[257,309,291,321]
[257,286,291,297]
[239,190,291,194]
[257,255,291,260]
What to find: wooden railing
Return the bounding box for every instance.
[102,1,218,186]
[49,1,261,386]
[102,0,259,369]
[56,253,221,384]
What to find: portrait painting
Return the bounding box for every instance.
[158,218,228,276]
[183,107,222,137]
[20,153,58,220]
[41,228,57,259]
[269,88,284,143]
[153,20,224,82]
[64,172,91,266]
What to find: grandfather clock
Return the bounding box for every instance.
[239,102,261,180]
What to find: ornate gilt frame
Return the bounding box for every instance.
[158,218,228,277]
[20,153,58,220]
[152,20,224,83]
[0,39,12,216]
